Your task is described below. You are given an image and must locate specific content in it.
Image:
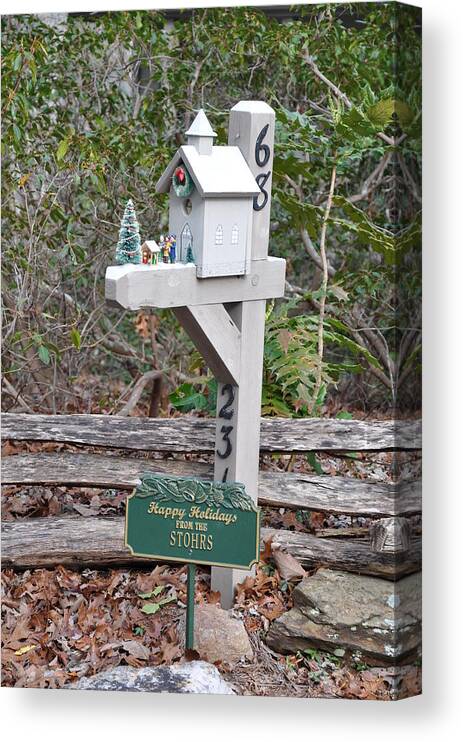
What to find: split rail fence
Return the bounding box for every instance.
[1,413,422,580]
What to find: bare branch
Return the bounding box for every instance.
[117,370,163,416]
[2,376,34,412]
[300,227,336,278]
[309,162,337,413]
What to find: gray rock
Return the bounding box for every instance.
[69,661,234,694]
[178,604,253,665]
[266,568,421,664]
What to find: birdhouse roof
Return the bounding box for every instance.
[156,145,260,198]
[142,240,160,253]
[185,109,217,138]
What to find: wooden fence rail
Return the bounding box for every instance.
[1,516,421,579]
[1,413,422,452]
[2,452,421,517]
[1,413,422,580]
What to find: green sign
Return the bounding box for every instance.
[125,473,260,570]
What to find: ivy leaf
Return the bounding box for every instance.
[141,596,175,614]
[70,327,81,350]
[306,452,324,476]
[56,137,70,162]
[140,602,161,615]
[336,410,353,420]
[138,586,164,600]
[169,382,209,412]
[367,98,395,127]
[13,53,23,71]
[38,345,50,365]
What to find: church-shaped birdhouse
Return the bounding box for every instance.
[156,109,260,278]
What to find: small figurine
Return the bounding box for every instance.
[141,241,161,265]
[161,235,170,264]
[168,234,177,263]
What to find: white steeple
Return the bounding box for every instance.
[186,109,217,155]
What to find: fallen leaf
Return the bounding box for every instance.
[160,642,182,663]
[278,329,292,353]
[141,596,175,614]
[138,586,164,600]
[272,547,306,581]
[134,311,150,339]
[122,640,150,660]
[184,648,200,661]
[310,511,325,530]
[260,536,273,563]
[14,644,37,656]
[282,511,305,531]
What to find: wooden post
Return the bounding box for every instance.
[228,101,275,260]
[210,102,275,607]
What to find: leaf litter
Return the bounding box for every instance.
[1,560,420,698]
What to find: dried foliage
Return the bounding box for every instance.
[2,5,421,416]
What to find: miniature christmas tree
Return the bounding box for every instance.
[115,199,141,265]
[185,244,194,263]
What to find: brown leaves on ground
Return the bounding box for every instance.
[1,562,421,699]
[235,568,289,623]
[1,565,186,688]
[331,665,422,700]
[2,484,128,521]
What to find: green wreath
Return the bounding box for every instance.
[172,165,195,197]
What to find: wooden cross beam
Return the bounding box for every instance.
[173,304,241,387]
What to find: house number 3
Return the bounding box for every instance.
[253,124,271,212]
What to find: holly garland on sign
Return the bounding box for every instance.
[115,199,142,265]
[172,165,194,197]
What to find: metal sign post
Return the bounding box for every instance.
[186,563,196,650]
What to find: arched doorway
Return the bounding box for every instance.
[181,223,193,261]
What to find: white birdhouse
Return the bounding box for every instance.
[156,109,260,278]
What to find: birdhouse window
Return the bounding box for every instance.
[183,198,192,216]
[231,225,239,245]
[215,225,223,245]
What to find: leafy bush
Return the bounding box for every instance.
[2,5,421,416]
